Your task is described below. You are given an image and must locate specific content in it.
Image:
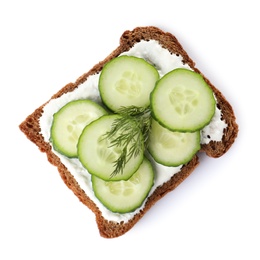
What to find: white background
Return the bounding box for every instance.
[1,0,259,259]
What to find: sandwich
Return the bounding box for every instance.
[19,26,238,238]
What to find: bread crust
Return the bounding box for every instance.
[19,26,238,238]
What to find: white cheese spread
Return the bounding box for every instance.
[39,40,227,223]
[200,105,227,144]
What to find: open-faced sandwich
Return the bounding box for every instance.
[19,26,238,238]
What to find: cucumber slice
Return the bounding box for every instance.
[148,119,200,166]
[151,68,216,132]
[99,56,159,112]
[50,99,107,158]
[91,157,154,213]
[78,114,144,181]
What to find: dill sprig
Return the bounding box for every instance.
[103,106,152,177]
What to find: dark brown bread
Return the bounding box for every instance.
[19,26,238,238]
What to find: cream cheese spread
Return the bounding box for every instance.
[40,40,227,223]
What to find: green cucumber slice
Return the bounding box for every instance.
[148,119,200,166]
[150,68,216,132]
[91,157,154,213]
[50,99,107,158]
[99,56,159,112]
[77,114,144,181]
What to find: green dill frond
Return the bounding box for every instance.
[103,106,152,177]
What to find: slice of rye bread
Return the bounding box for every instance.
[19,26,239,238]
